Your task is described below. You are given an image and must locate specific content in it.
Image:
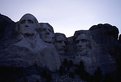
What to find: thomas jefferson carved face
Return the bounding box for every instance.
[18,14,38,35]
[74,31,91,55]
[54,33,67,55]
[38,23,54,43]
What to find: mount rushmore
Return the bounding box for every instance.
[0,13,121,82]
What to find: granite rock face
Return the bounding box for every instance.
[72,30,116,75]
[89,24,121,75]
[0,14,16,40]
[0,14,120,82]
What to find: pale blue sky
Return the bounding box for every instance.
[0,0,121,37]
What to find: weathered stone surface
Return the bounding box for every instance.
[0,14,120,82]
[89,24,121,74]
[72,30,117,76]
[89,23,119,40]
[0,14,16,40]
[54,33,68,62]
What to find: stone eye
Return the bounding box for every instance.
[28,20,34,24]
[75,40,79,44]
[48,29,52,32]
[20,20,25,24]
[81,39,88,42]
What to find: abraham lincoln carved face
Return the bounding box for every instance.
[74,30,92,55]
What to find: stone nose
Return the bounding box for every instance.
[46,30,50,34]
[46,32,50,35]
[61,41,65,46]
[25,25,29,27]
[77,45,82,48]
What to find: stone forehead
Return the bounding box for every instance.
[55,33,66,38]
[76,33,90,40]
[55,33,67,40]
[74,30,90,37]
[19,13,38,22]
[74,30,91,41]
[39,23,54,32]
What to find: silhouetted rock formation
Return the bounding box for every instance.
[0,14,120,82]
[89,23,120,63]
[119,34,121,43]
[0,14,16,40]
[89,23,121,81]
[90,24,119,44]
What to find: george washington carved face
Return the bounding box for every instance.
[17,13,39,35]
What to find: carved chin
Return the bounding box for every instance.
[59,50,65,55]
[77,50,89,55]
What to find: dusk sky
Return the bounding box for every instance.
[0,0,121,37]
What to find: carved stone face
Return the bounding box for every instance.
[38,23,54,43]
[19,14,38,35]
[75,33,91,55]
[54,33,67,55]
